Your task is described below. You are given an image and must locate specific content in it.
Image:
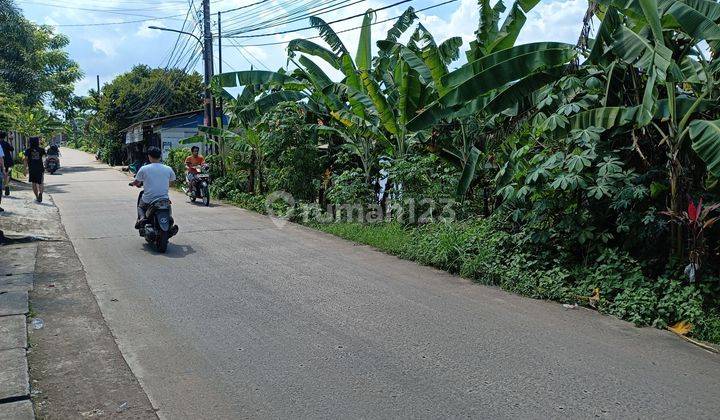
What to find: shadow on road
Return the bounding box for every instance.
[55,165,107,174]
[44,183,69,194]
[141,242,196,258]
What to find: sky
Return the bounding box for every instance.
[19,0,590,97]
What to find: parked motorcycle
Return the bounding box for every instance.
[184,163,211,206]
[131,184,178,253]
[45,155,60,174]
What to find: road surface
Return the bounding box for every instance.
[47,148,720,419]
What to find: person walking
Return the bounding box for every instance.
[0,143,5,212]
[0,131,13,196]
[24,137,46,203]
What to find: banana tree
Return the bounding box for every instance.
[546,0,720,255]
[402,0,564,197]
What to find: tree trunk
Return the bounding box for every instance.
[669,158,684,258]
[247,152,256,194]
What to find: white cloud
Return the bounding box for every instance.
[91,37,124,57]
[517,0,587,45]
[136,20,166,39]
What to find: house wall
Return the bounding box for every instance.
[155,127,203,160]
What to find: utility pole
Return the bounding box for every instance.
[217,11,223,130]
[202,0,215,128]
[96,75,100,110]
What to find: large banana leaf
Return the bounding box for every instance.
[690,120,720,177]
[214,70,299,88]
[297,55,334,90]
[559,106,640,136]
[198,125,239,138]
[383,7,417,43]
[439,46,576,107]
[677,0,720,21]
[456,146,481,198]
[331,110,391,146]
[355,10,375,71]
[611,27,673,81]
[489,2,527,52]
[588,6,621,64]
[179,134,210,145]
[438,37,463,64]
[287,39,341,69]
[485,66,566,113]
[360,70,399,136]
[638,0,665,45]
[254,91,307,114]
[310,16,350,56]
[444,42,574,88]
[664,1,720,42]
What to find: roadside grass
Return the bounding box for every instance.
[310,219,720,345]
[313,222,413,256]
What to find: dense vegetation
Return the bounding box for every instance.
[66,65,203,164]
[182,0,720,343]
[0,0,81,142]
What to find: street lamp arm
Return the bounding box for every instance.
[148,26,202,45]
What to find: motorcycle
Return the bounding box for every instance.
[184,163,211,206]
[131,183,178,253]
[45,155,60,174]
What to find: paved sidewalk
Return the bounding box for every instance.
[0,181,37,419]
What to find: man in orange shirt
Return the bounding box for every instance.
[184,146,205,192]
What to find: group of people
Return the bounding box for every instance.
[0,132,60,211]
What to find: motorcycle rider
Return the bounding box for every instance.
[130,146,177,230]
[184,146,205,194]
[47,143,60,157]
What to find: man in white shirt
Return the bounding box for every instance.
[130,146,176,228]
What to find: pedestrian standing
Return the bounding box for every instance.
[0,131,14,196]
[0,142,5,212]
[24,137,46,203]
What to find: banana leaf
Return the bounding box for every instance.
[444,42,574,88]
[287,39,341,69]
[456,146,481,199]
[691,119,720,177]
[213,70,298,88]
[355,10,375,71]
[440,47,576,107]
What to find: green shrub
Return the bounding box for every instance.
[166,147,190,185]
[695,312,720,344]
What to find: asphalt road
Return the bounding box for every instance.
[47,148,720,419]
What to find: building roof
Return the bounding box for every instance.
[120,109,204,134]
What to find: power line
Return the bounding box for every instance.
[219,0,270,14]
[225,0,414,39]
[224,0,365,36]
[236,0,459,47]
[18,1,187,21]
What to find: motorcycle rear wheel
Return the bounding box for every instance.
[156,230,169,253]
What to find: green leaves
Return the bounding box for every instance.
[287,39,341,70]
[214,71,299,88]
[690,120,720,177]
[383,7,417,43]
[456,146,481,198]
[664,1,720,42]
[442,45,575,107]
[360,70,399,136]
[355,10,375,70]
[310,16,350,56]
